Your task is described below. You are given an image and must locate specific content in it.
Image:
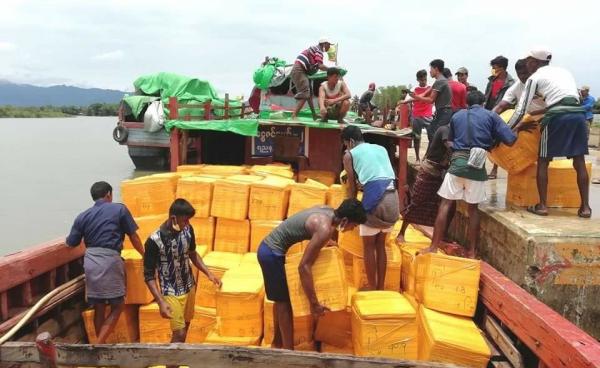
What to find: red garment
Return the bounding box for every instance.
[490,78,504,100]
[412,86,433,118]
[449,80,467,111]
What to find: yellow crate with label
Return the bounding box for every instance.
[211,179,251,220]
[249,176,293,221]
[216,268,264,337]
[176,176,216,218]
[400,243,432,295]
[121,178,175,217]
[213,218,250,254]
[287,182,328,217]
[189,217,215,251]
[122,249,154,305]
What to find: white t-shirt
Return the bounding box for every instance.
[502,82,546,112]
[508,65,579,127]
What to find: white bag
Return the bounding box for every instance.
[143,100,165,133]
[467,147,487,169]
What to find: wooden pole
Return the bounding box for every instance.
[170,128,181,172]
[224,93,230,120]
[168,97,179,120]
[36,332,57,368]
[204,101,211,120]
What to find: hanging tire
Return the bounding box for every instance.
[113,125,128,143]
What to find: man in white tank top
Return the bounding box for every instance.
[318,67,351,124]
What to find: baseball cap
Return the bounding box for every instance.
[318,37,334,44]
[526,48,552,62]
[580,85,590,91]
[455,67,469,75]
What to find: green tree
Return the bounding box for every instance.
[372,85,409,111]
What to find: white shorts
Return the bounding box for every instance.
[359,224,393,237]
[437,173,487,204]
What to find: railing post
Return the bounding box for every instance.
[170,128,181,172]
[168,97,179,120]
[399,103,410,129]
[224,93,230,120]
[240,102,245,119]
[36,332,58,368]
[203,101,211,120]
[0,291,8,322]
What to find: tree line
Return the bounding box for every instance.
[0,103,120,118]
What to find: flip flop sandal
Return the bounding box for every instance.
[527,205,548,216]
[487,174,497,180]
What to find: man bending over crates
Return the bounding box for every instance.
[257,199,367,350]
[143,199,221,346]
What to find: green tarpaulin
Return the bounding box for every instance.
[122,95,159,119]
[165,118,259,136]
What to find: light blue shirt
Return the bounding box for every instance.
[350,143,395,185]
[582,95,595,120]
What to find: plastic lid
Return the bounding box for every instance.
[204,251,243,270]
[353,291,416,320]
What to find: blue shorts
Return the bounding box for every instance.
[541,112,589,158]
[257,242,290,302]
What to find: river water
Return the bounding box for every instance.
[0,117,159,256]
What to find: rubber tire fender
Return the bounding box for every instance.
[113,125,129,143]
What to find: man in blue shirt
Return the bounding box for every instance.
[425,91,519,258]
[66,181,144,343]
[580,86,595,125]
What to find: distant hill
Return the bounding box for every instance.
[0,80,126,106]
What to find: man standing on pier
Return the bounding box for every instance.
[66,181,144,344]
[291,38,332,121]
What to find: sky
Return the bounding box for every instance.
[0,0,598,99]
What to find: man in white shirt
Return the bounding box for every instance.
[509,48,591,218]
[494,59,546,115]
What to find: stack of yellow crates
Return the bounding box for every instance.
[123,214,164,249]
[186,306,217,343]
[285,247,347,317]
[249,164,294,179]
[249,176,294,220]
[216,266,264,339]
[195,251,243,308]
[210,179,252,220]
[139,303,172,343]
[249,220,281,252]
[415,253,480,317]
[189,216,215,251]
[82,305,139,343]
[204,329,261,346]
[400,242,432,297]
[213,218,250,253]
[176,176,217,218]
[418,306,490,367]
[338,227,363,258]
[287,181,328,217]
[298,170,337,186]
[326,184,346,209]
[507,159,593,207]
[122,249,154,305]
[121,177,175,217]
[196,164,247,177]
[351,291,418,360]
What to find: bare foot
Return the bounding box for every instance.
[416,246,438,256]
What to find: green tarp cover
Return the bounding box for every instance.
[253,58,287,90]
[122,95,159,119]
[165,118,259,136]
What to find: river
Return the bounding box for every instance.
[0,117,159,256]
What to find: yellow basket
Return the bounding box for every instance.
[82,305,139,344]
[214,218,250,254]
[195,251,243,308]
[216,269,264,337]
[187,306,217,343]
[189,217,215,251]
[287,182,328,217]
[176,176,217,218]
[123,214,165,249]
[121,178,175,217]
[327,184,346,209]
[249,220,282,252]
[122,249,154,305]
[211,179,251,220]
[298,170,337,186]
[249,177,293,221]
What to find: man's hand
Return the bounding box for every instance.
[208,273,222,288]
[158,301,173,319]
[324,99,334,107]
[514,121,537,133]
[310,302,330,319]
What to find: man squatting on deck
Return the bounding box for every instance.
[66,181,144,344]
[143,199,221,346]
[257,199,367,350]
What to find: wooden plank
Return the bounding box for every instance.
[484,314,524,368]
[307,127,342,175]
[0,239,84,293]
[0,292,8,321]
[168,97,178,120]
[0,342,462,368]
[21,281,33,307]
[480,262,600,368]
[169,128,181,172]
[224,93,230,120]
[483,335,513,368]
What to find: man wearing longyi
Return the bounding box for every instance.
[257,199,367,350]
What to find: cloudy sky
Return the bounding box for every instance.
[0,0,598,98]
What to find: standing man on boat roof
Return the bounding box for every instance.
[291,37,332,121]
[399,69,433,163]
[257,199,367,350]
[143,199,221,348]
[318,67,351,124]
[508,48,591,218]
[409,59,453,143]
[341,126,400,290]
[66,181,144,344]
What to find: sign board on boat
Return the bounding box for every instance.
[252,125,308,157]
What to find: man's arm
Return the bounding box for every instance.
[143,238,172,319]
[342,151,357,198]
[128,232,145,257]
[493,100,512,115]
[411,89,438,104]
[298,217,332,318]
[507,78,537,128]
[65,217,83,247]
[189,251,222,288]
[491,112,517,147]
[120,206,143,255]
[318,85,326,110]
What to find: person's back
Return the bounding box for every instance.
[529,65,579,106]
[350,143,395,185]
[425,125,450,166]
[451,106,515,151]
[449,80,467,111]
[432,76,452,110]
[69,201,134,252]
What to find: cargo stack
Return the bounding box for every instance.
[195,251,243,308]
[121,176,176,217]
[287,181,328,217]
[121,249,154,305]
[82,305,139,343]
[123,214,164,249]
[249,220,282,252]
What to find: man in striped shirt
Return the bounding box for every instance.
[291,38,332,120]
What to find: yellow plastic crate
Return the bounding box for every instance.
[321,343,354,355]
[507,159,592,208]
[176,176,216,218]
[139,302,171,343]
[196,165,248,176]
[240,252,259,266]
[418,306,490,368]
[249,177,293,221]
[82,305,139,343]
[214,218,250,254]
[249,220,281,252]
[338,227,363,258]
[191,245,209,281]
[249,164,294,179]
[195,251,243,308]
[211,179,251,220]
[226,174,265,183]
[351,291,417,360]
[186,306,217,343]
[176,164,204,172]
[400,243,431,295]
[285,247,347,317]
[287,182,328,217]
[121,178,175,217]
[123,214,165,249]
[350,244,400,291]
[122,249,154,305]
[216,268,264,337]
[288,241,307,255]
[327,184,346,209]
[415,253,480,317]
[189,217,215,251]
[204,328,261,346]
[262,298,314,348]
[299,170,337,186]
